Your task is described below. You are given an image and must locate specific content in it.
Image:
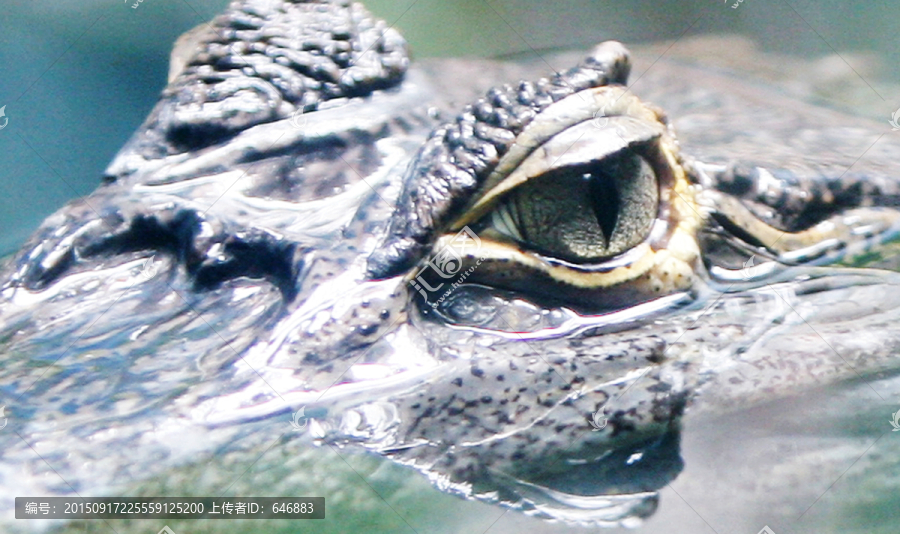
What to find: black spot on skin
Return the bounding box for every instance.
[471,367,485,378]
[303,354,323,364]
[411,403,420,409]
[451,378,463,387]
[481,396,492,403]
[646,340,667,363]
[356,323,378,336]
[496,375,505,382]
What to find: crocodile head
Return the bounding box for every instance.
[2,0,900,529]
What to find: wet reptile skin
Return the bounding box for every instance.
[2,0,900,529]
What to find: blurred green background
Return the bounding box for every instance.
[0,0,896,254]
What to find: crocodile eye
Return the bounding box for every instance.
[423,87,704,310]
[382,85,704,312]
[483,150,658,263]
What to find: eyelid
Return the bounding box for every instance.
[450,117,663,230]
[476,86,661,192]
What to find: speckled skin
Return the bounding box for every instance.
[3,0,900,525]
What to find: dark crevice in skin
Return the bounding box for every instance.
[192,234,301,301]
[709,211,767,250]
[166,122,237,153]
[83,211,200,263]
[30,210,301,301]
[21,213,193,291]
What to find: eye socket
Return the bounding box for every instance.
[399,86,702,315]
[479,150,659,264]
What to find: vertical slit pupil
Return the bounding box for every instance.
[586,171,620,246]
